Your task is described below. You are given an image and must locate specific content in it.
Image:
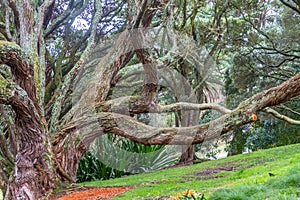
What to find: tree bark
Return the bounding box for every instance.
[178,62,200,164]
[0,77,56,199]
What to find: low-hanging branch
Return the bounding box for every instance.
[155,102,231,114]
[97,96,232,115]
[65,72,300,146]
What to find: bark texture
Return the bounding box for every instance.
[0,76,56,199]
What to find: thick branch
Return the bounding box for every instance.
[0,74,56,199]
[94,1,161,103]
[0,74,40,120]
[133,28,159,105]
[157,102,232,114]
[0,41,39,109]
[58,1,163,129]
[236,72,300,112]
[97,96,231,115]
[93,72,300,145]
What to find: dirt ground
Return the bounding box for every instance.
[49,186,135,200]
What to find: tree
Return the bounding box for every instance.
[223,0,300,154]
[0,0,299,199]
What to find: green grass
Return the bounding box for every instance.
[81,143,300,199]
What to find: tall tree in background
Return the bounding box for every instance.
[0,0,299,199]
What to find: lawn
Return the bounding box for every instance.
[81,143,300,199]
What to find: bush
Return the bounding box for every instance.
[77,134,178,182]
[76,152,126,183]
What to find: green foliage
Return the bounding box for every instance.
[245,120,279,150]
[77,134,178,182]
[220,0,300,157]
[108,134,164,153]
[246,119,300,151]
[93,134,178,173]
[76,152,125,183]
[224,69,238,99]
[199,110,214,124]
[0,64,12,80]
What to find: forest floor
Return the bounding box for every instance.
[49,143,300,199]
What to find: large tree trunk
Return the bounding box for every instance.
[0,0,58,197]
[179,145,195,164]
[178,110,199,164]
[0,1,161,198]
[0,78,56,199]
[7,119,56,199]
[52,130,88,183]
[178,62,200,164]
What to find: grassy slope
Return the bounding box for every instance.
[81,143,300,199]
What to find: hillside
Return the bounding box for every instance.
[81,143,300,200]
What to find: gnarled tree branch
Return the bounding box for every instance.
[64,72,300,146]
[0,41,39,110]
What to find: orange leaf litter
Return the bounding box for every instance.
[57,186,135,200]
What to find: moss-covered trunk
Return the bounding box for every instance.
[0,87,57,199]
